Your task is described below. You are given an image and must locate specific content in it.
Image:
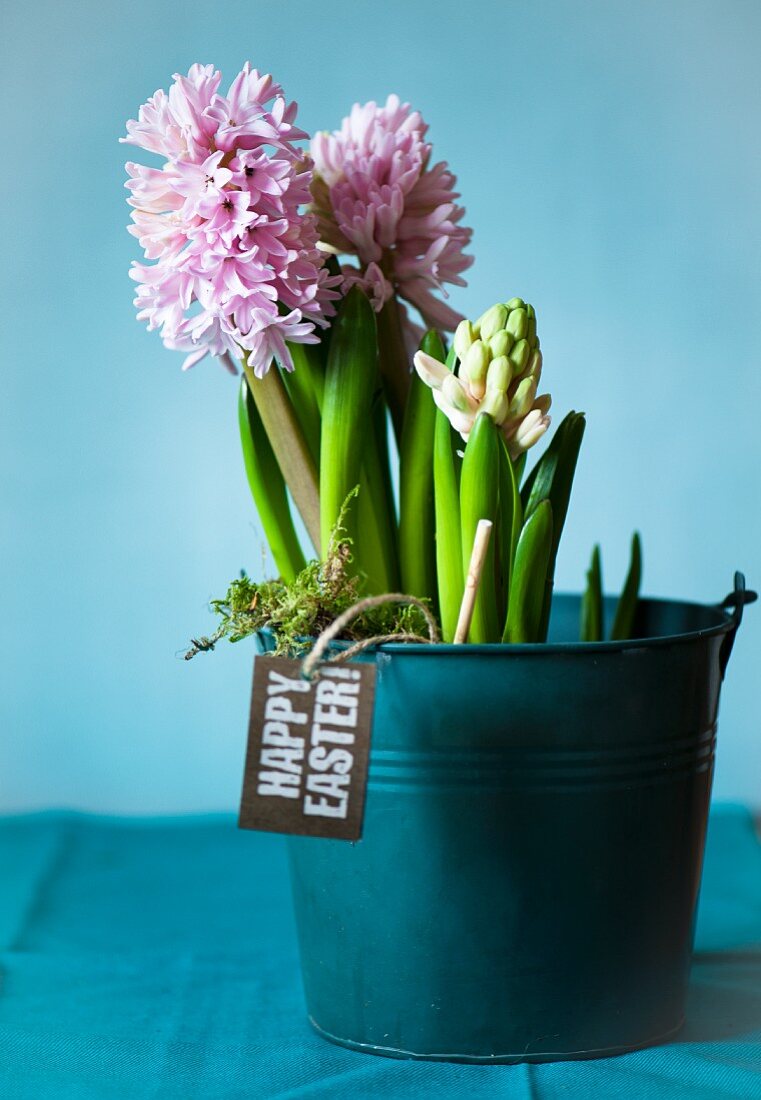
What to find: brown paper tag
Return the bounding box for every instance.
[238,656,377,841]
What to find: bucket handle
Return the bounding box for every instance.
[718,572,757,679]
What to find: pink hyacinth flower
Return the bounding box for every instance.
[310,95,472,332]
[123,63,340,377]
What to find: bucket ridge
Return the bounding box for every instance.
[367,725,716,790]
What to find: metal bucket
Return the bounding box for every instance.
[281,577,753,1063]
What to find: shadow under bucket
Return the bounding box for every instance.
[282,576,755,1064]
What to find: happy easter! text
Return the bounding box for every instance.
[256,667,361,819]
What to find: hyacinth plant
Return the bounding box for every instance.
[124,63,640,650]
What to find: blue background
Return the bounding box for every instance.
[2,0,759,813]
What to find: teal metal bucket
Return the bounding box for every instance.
[278,578,753,1064]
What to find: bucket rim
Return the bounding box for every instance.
[255,586,753,660]
[369,591,735,658]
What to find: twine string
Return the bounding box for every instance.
[301,593,440,680]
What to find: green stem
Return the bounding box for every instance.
[279,349,322,469]
[460,413,501,643]
[497,438,523,629]
[241,359,321,555]
[376,294,411,443]
[356,401,400,594]
[320,287,378,562]
[399,330,441,608]
[238,378,306,582]
[286,341,325,410]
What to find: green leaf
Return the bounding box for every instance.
[433,348,464,641]
[580,543,604,642]
[512,451,527,488]
[460,413,501,642]
[503,500,554,643]
[320,287,378,565]
[521,411,586,634]
[238,378,306,583]
[522,411,585,526]
[399,329,442,607]
[545,413,585,566]
[611,532,642,640]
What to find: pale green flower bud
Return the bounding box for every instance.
[526,305,537,346]
[489,330,513,358]
[509,376,538,419]
[486,354,513,394]
[509,338,531,374]
[477,304,508,342]
[511,407,550,454]
[413,349,451,390]
[526,348,542,381]
[481,387,509,423]
[462,339,490,399]
[448,297,550,454]
[442,373,475,414]
[506,308,528,341]
[453,319,477,362]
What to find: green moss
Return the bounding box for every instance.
[185,492,432,659]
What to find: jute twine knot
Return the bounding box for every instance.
[301,593,440,680]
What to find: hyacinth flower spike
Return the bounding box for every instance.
[123,63,344,555]
[413,299,581,644]
[123,63,339,377]
[311,95,473,437]
[414,298,551,460]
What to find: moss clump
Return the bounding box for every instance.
[185,501,432,659]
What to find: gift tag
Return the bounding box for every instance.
[238,656,377,841]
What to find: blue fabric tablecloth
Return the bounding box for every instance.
[0,806,759,1099]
